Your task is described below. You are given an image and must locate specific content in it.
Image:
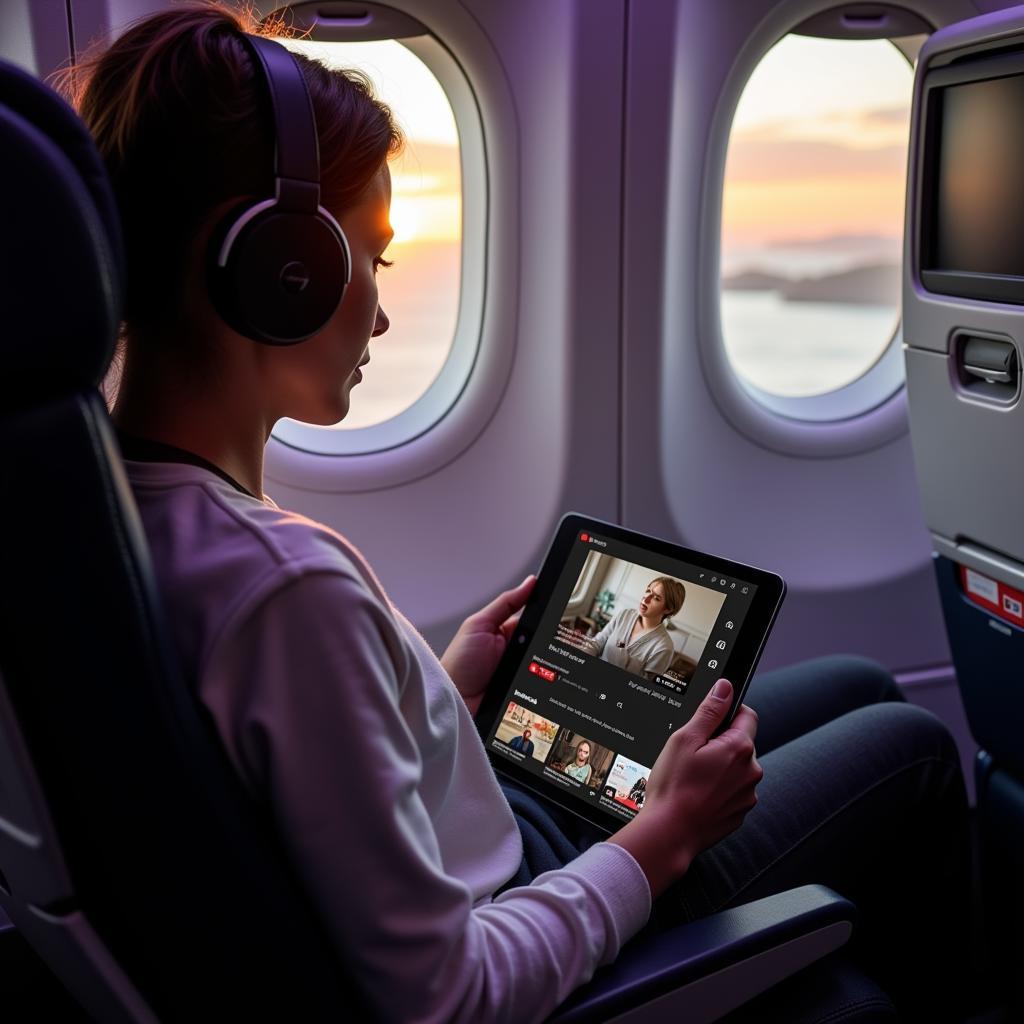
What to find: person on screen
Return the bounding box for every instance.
[563,741,593,784]
[77,6,969,1021]
[581,577,683,679]
[508,728,534,757]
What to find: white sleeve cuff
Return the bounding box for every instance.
[554,841,653,946]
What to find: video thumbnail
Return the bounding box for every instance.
[555,551,726,682]
[545,728,615,790]
[603,753,652,811]
[493,701,559,764]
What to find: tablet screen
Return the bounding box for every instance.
[478,515,784,832]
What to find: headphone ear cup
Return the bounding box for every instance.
[208,201,351,345]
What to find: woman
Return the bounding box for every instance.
[583,577,682,679]
[67,6,970,1022]
[67,9,751,1020]
[563,740,593,784]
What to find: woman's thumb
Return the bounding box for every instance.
[680,679,733,747]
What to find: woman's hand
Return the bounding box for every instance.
[441,575,536,716]
[609,679,763,897]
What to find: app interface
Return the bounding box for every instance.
[487,531,757,823]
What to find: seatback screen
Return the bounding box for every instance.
[933,74,1024,276]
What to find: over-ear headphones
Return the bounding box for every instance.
[208,34,351,345]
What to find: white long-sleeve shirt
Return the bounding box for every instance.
[123,458,651,1023]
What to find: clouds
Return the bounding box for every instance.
[391,141,461,196]
[722,98,910,245]
[725,104,911,183]
[725,136,907,182]
[860,104,912,125]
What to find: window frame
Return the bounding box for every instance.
[704,18,927,455]
[270,31,486,457]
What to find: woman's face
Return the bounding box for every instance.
[576,743,590,764]
[261,165,393,426]
[639,582,666,621]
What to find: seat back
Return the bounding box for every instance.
[0,59,357,1021]
[903,10,1024,1013]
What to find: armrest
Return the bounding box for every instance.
[549,884,855,1024]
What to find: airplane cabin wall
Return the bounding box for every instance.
[0,1,71,79]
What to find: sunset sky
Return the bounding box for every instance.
[720,35,913,398]
[282,38,462,245]
[284,34,915,255]
[280,38,462,430]
[722,35,913,250]
[276,35,915,426]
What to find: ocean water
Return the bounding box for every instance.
[720,290,900,397]
[328,241,900,432]
[720,238,902,281]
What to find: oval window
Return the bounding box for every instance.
[720,35,912,400]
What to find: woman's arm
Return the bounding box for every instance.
[203,572,650,1024]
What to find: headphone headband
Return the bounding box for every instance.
[240,35,321,213]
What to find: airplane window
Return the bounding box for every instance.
[720,35,912,401]
[276,37,464,436]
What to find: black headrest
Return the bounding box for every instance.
[0,60,124,407]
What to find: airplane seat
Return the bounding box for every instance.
[903,9,1024,1018]
[0,56,868,1023]
[0,57,359,1021]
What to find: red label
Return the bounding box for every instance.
[528,662,556,682]
[960,565,1024,627]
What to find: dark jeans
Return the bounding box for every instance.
[501,656,970,1022]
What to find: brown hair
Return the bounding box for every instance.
[58,2,403,333]
[648,577,686,621]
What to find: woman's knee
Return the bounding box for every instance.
[745,655,907,754]
[852,700,962,772]
[751,654,903,717]
[786,654,905,707]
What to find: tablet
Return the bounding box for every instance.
[476,513,786,834]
